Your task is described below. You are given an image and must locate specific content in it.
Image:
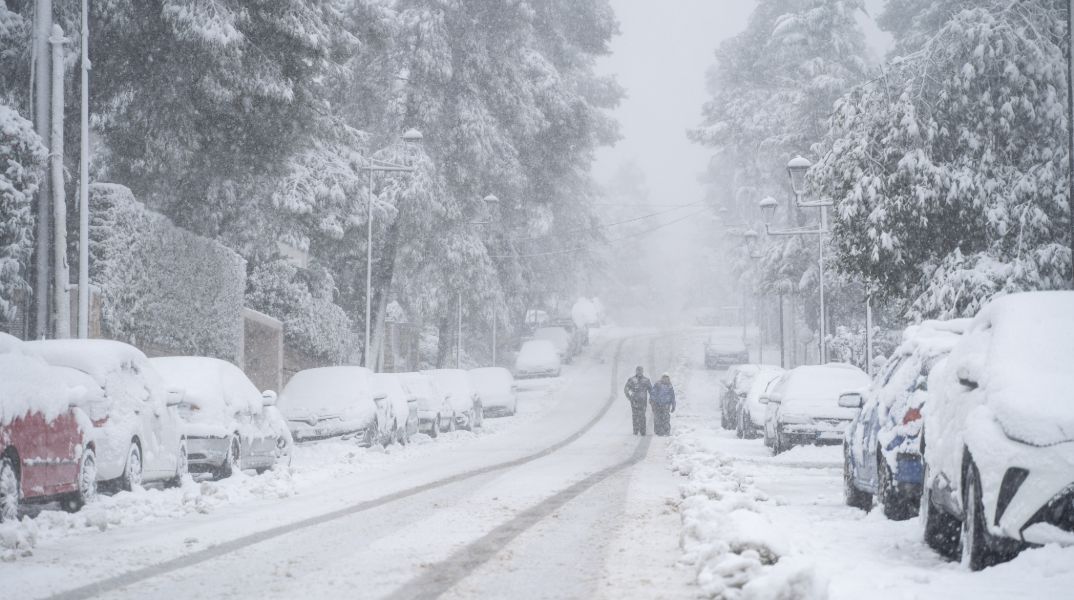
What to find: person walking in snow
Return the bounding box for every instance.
[624,366,652,435]
[650,373,676,437]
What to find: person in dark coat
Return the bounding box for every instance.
[624,366,652,435]
[650,373,676,436]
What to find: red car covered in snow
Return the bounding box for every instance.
[0,334,97,521]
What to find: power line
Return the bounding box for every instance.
[491,208,707,259]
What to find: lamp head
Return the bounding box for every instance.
[402,128,424,146]
[786,155,812,197]
[759,196,779,225]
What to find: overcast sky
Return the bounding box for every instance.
[592,0,892,209]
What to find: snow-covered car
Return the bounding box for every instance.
[514,339,562,379]
[920,291,1074,569]
[719,364,775,430]
[736,366,784,439]
[0,335,97,520]
[151,357,292,478]
[760,363,870,454]
[371,373,419,444]
[704,329,749,370]
[24,339,188,490]
[840,319,967,519]
[278,366,392,446]
[424,369,483,431]
[468,367,518,417]
[398,372,452,437]
[533,327,575,363]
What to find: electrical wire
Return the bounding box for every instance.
[490,208,708,259]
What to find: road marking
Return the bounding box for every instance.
[384,334,661,599]
[46,337,636,600]
[384,437,651,600]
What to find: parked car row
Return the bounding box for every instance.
[0,331,525,523]
[715,291,1074,571]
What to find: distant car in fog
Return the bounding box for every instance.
[760,363,870,454]
[704,330,749,369]
[469,367,518,417]
[514,340,562,379]
[534,327,575,363]
[152,357,292,478]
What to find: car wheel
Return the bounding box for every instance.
[961,459,1018,570]
[736,410,747,439]
[165,442,188,489]
[843,448,873,511]
[218,437,241,479]
[448,413,457,433]
[0,455,19,523]
[773,429,788,455]
[64,448,98,512]
[922,463,961,560]
[878,454,915,521]
[430,415,439,439]
[474,404,484,428]
[121,443,143,491]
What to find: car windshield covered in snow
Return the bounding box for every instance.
[279,367,375,424]
[777,365,870,417]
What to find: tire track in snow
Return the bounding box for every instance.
[46,336,639,600]
[382,335,662,600]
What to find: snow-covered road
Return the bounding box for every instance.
[3,331,695,600]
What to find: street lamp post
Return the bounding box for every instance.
[743,229,762,364]
[362,128,423,370]
[759,155,833,364]
[458,194,501,369]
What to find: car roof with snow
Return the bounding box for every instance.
[22,339,154,387]
[279,366,374,419]
[151,356,262,417]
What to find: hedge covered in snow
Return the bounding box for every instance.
[89,183,245,361]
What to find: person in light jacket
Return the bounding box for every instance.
[624,366,652,435]
[650,373,676,436]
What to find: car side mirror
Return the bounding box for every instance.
[838,392,864,409]
[957,358,983,391]
[759,394,775,405]
[165,388,185,407]
[261,390,278,407]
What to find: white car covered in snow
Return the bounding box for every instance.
[760,363,870,454]
[514,339,561,379]
[278,366,392,446]
[151,357,292,478]
[25,340,187,490]
[371,373,419,444]
[736,366,784,439]
[468,367,518,417]
[533,327,574,363]
[920,291,1074,570]
[399,372,452,437]
[424,369,484,431]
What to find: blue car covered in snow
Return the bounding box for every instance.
[841,319,968,520]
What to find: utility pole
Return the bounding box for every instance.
[50,25,70,339]
[456,292,462,369]
[77,0,90,339]
[33,0,52,339]
[1067,0,1074,288]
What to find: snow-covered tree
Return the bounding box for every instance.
[691,0,870,347]
[812,0,1071,319]
[0,102,45,327]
